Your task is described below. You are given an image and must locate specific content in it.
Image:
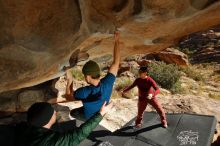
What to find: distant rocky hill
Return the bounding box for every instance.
[179,27,220,64]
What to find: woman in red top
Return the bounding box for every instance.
[122,66,167,128]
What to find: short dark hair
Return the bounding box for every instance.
[91,74,101,79]
[82,60,100,77]
[139,66,148,73]
[27,102,54,127]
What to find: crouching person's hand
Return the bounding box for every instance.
[100,101,113,116]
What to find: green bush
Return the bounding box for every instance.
[71,68,84,81]
[176,47,196,57]
[130,67,139,78]
[115,77,133,91]
[170,81,183,94]
[148,61,181,91]
[179,66,204,81]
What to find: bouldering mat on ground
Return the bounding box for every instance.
[94,112,217,146]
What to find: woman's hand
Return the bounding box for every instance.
[147,94,153,100]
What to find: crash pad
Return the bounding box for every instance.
[90,112,217,146]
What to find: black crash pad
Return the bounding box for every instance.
[95,112,217,146]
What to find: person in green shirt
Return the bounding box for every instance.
[15,101,112,146]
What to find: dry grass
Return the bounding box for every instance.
[112,76,138,99]
[114,77,133,91]
[213,75,220,82]
[209,93,220,100]
[179,65,204,81]
[71,68,84,81]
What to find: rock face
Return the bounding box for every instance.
[192,46,220,64]
[179,28,220,64]
[1,0,220,92]
[144,48,189,66]
[0,80,56,112]
[16,90,45,112]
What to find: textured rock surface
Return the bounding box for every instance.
[16,90,45,112]
[0,80,56,112]
[0,90,20,112]
[144,48,189,66]
[179,28,220,64]
[1,0,220,92]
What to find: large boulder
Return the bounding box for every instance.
[1,0,220,92]
[143,48,189,66]
[118,61,139,75]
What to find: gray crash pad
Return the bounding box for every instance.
[93,112,217,146]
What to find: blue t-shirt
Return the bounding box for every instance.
[74,73,116,119]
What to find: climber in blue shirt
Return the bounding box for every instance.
[61,31,120,120]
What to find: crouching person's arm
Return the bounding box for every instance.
[64,68,75,101]
[56,101,113,146]
[48,68,76,104]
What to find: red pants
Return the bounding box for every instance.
[135,97,166,126]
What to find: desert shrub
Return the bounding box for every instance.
[130,67,139,78]
[71,68,84,81]
[179,66,204,81]
[176,47,196,57]
[124,56,136,62]
[209,93,220,100]
[170,81,183,94]
[114,76,138,99]
[115,77,133,91]
[148,61,181,91]
[111,90,121,99]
